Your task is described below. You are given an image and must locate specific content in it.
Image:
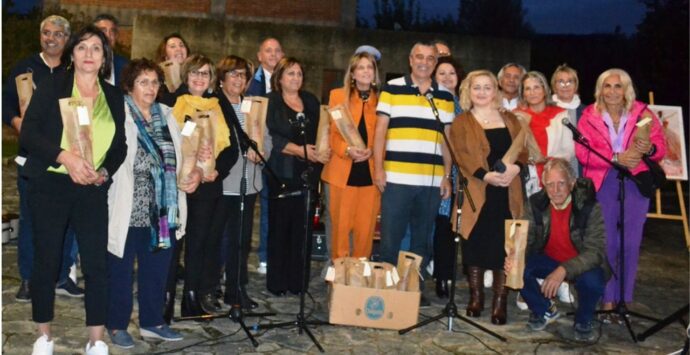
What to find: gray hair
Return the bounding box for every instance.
[497,62,526,82]
[40,15,71,36]
[542,158,576,184]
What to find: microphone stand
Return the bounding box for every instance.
[570,132,657,342]
[174,116,275,348]
[254,113,329,353]
[399,94,506,342]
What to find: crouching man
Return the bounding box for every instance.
[506,158,610,342]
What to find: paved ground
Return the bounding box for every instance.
[2,157,689,354]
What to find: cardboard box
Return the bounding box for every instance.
[328,283,420,330]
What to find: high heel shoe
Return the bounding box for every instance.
[181,290,210,318]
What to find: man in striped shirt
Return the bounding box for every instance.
[373,43,455,298]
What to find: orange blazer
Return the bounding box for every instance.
[321,87,378,188]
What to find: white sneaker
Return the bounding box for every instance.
[32,335,54,355]
[516,294,529,311]
[425,260,434,276]
[85,340,109,355]
[69,263,78,284]
[483,270,493,288]
[557,282,574,304]
[257,262,267,275]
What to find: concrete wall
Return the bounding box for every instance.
[132,14,530,101]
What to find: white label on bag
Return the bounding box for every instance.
[241,98,253,114]
[385,271,393,287]
[181,121,197,137]
[14,156,26,166]
[325,266,335,282]
[636,117,652,127]
[330,109,342,120]
[77,106,90,125]
[362,262,371,277]
[391,268,400,284]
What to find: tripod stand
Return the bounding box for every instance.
[399,94,506,341]
[254,112,329,352]
[571,132,657,342]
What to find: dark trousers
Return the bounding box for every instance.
[217,194,257,301]
[267,195,313,294]
[433,215,455,280]
[28,173,108,325]
[520,254,605,325]
[107,227,173,329]
[184,196,225,294]
[165,235,183,294]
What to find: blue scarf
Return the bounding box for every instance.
[125,95,179,251]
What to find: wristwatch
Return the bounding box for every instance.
[612,153,619,163]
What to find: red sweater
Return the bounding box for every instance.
[544,203,578,262]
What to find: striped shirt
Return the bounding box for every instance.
[376,75,455,187]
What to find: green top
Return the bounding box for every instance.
[49,80,115,174]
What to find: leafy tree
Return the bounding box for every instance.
[457,0,533,37]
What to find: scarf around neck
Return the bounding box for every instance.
[552,94,581,110]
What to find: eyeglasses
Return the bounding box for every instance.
[189,70,211,79]
[557,79,575,88]
[135,79,161,88]
[227,70,247,79]
[42,30,66,39]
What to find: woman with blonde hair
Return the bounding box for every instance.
[321,52,380,260]
[576,68,665,323]
[450,70,526,325]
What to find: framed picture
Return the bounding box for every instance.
[649,105,687,181]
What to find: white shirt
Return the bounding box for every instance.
[502,96,519,110]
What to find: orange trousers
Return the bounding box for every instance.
[328,184,380,260]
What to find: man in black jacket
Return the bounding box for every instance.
[506,158,610,342]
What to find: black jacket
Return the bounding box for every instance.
[19,70,126,181]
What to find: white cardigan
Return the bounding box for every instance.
[107,103,188,258]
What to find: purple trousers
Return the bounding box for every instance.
[596,170,649,303]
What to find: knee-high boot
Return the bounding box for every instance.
[491,269,508,325]
[466,266,484,317]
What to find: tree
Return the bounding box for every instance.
[457,0,533,37]
[372,0,421,31]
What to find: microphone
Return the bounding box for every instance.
[425,92,440,118]
[561,117,584,142]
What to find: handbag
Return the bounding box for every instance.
[634,155,667,198]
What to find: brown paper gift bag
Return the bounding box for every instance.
[504,219,529,289]
[396,251,423,292]
[177,121,201,187]
[328,104,366,149]
[16,73,34,117]
[632,114,653,159]
[192,110,217,179]
[368,262,397,290]
[315,105,331,158]
[513,111,545,163]
[242,97,268,154]
[58,97,95,167]
[346,258,371,288]
[160,60,182,93]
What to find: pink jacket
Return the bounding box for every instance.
[576,101,666,191]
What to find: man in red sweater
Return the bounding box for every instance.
[506,158,610,342]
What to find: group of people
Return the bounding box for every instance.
[3,13,666,354]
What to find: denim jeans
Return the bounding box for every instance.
[379,183,440,269]
[17,168,77,284]
[520,254,605,325]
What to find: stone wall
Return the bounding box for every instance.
[132,14,530,101]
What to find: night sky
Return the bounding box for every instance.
[7,0,648,35]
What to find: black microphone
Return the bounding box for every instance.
[424,92,439,118]
[561,117,584,142]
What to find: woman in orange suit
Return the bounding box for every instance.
[321,52,381,259]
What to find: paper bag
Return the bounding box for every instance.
[160,60,182,93]
[513,111,546,163]
[193,111,217,179]
[242,96,268,154]
[396,251,423,292]
[177,121,201,187]
[58,97,94,167]
[632,115,653,159]
[16,73,33,117]
[368,262,398,290]
[328,104,366,149]
[315,105,331,158]
[504,219,529,289]
[346,258,371,288]
[494,128,527,172]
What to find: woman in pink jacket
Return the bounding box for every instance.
[576,68,665,323]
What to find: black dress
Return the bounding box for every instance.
[461,127,512,270]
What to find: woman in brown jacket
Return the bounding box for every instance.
[450,70,526,325]
[321,52,380,259]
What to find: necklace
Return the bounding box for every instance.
[472,109,491,125]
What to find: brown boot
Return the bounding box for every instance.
[491,269,508,325]
[466,266,484,317]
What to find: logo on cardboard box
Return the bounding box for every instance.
[364,296,384,320]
